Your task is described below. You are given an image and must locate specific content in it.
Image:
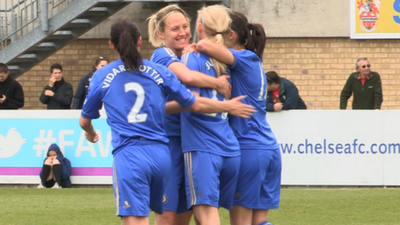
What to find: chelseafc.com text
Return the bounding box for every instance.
[280,139,400,155]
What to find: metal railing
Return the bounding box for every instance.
[0,0,75,49]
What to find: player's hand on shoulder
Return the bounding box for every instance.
[183,43,197,54]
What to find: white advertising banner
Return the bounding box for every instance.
[1,110,400,186]
[267,110,400,186]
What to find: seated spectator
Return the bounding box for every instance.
[39,63,73,109]
[340,58,383,110]
[266,71,306,112]
[72,56,109,109]
[0,63,24,109]
[37,143,71,188]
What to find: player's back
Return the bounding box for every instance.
[87,59,170,152]
[228,49,278,150]
[181,52,240,157]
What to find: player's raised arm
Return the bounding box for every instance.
[196,39,235,66]
[168,62,231,99]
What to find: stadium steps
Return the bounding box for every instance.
[0,0,228,79]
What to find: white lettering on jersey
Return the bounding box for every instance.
[205,60,213,71]
[102,65,126,88]
[102,64,164,88]
[139,65,164,85]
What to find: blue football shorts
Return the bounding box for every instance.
[184,151,240,210]
[233,148,282,209]
[112,140,171,217]
[162,137,189,213]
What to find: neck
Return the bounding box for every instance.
[231,43,245,51]
[166,46,183,58]
[174,49,183,58]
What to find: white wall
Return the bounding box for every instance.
[230,0,349,37]
[80,0,350,39]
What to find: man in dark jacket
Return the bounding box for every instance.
[39,63,73,109]
[266,71,306,112]
[340,58,383,109]
[38,143,72,188]
[0,63,24,109]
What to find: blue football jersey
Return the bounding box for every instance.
[180,52,240,157]
[81,59,196,154]
[228,49,279,150]
[150,47,182,138]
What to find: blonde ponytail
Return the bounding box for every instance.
[198,5,231,77]
[147,14,163,47]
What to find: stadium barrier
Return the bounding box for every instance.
[1,110,399,186]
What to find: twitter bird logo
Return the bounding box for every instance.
[0,128,26,158]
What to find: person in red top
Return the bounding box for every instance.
[266,71,306,112]
[340,58,383,109]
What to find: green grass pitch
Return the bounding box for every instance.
[1,188,400,225]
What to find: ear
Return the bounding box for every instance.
[137,36,143,51]
[156,30,165,40]
[197,23,203,33]
[228,30,236,41]
[109,40,115,50]
[197,23,204,39]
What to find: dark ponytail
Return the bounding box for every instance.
[110,17,143,71]
[245,23,266,59]
[229,11,266,60]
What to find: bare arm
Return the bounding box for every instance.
[79,116,99,143]
[196,39,235,66]
[165,91,255,118]
[168,62,231,99]
[165,101,184,114]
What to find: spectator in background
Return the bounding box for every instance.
[266,71,306,112]
[340,58,383,110]
[72,56,109,109]
[37,143,71,188]
[0,63,24,109]
[39,63,73,109]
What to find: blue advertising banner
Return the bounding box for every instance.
[0,110,112,177]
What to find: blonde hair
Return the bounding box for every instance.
[147,4,190,48]
[197,5,231,77]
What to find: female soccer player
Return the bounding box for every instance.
[79,16,254,225]
[148,5,232,225]
[196,11,282,225]
[180,5,241,225]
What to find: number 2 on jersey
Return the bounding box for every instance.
[125,82,148,123]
